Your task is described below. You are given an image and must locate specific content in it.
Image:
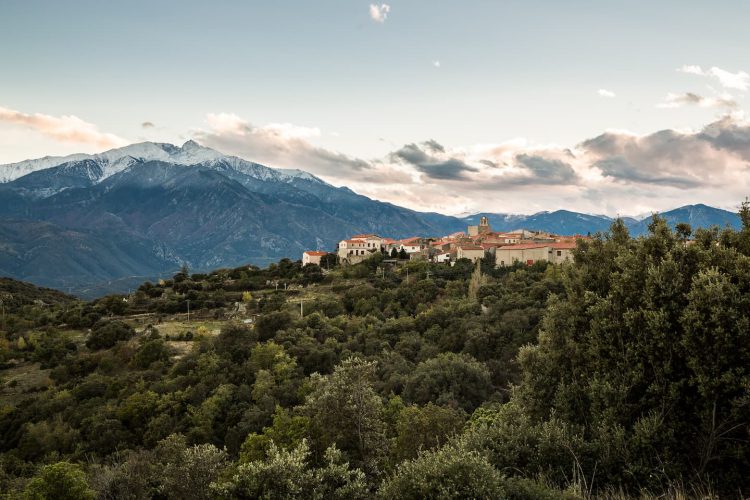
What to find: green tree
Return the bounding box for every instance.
[85,320,134,350]
[392,403,466,461]
[302,357,387,473]
[516,218,750,493]
[378,444,504,500]
[157,434,228,500]
[240,406,310,463]
[24,462,94,500]
[403,353,491,412]
[213,440,367,500]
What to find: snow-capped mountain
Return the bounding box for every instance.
[0,140,330,189]
[0,143,464,296]
[0,141,742,297]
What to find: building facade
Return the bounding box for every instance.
[457,245,485,262]
[495,242,576,267]
[302,251,328,266]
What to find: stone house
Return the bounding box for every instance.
[495,242,576,267]
[457,245,485,262]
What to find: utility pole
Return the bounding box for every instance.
[300,301,304,318]
[406,267,409,284]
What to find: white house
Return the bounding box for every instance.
[350,234,384,251]
[302,251,327,266]
[432,251,452,263]
[399,237,424,254]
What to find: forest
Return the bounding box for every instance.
[1,208,749,499]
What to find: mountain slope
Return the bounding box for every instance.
[628,204,742,236]
[0,141,743,296]
[0,144,465,295]
[463,210,617,235]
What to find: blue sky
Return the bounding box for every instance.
[2,1,750,215]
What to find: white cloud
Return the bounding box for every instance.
[433,60,441,68]
[369,3,390,23]
[188,110,750,216]
[679,65,750,90]
[598,89,616,98]
[0,106,128,148]
[658,91,738,110]
[194,113,372,178]
[205,112,248,135]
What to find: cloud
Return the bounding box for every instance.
[141,121,155,128]
[592,156,702,188]
[598,89,616,98]
[0,106,128,148]
[194,113,372,178]
[579,119,750,189]
[433,60,441,68]
[679,65,750,90]
[193,110,750,217]
[369,3,390,23]
[514,154,579,184]
[658,91,738,110]
[390,142,479,180]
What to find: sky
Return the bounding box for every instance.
[2,0,750,216]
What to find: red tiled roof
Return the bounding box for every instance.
[304,251,328,256]
[459,245,484,251]
[351,233,380,239]
[400,238,422,245]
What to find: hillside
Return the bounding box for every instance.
[1,216,750,497]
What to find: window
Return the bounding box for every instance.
[500,260,505,266]
[557,250,562,256]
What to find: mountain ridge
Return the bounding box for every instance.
[0,141,743,296]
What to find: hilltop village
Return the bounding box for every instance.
[303,217,582,268]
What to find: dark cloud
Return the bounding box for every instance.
[141,121,155,128]
[469,154,580,190]
[593,157,702,188]
[515,154,579,184]
[390,143,478,180]
[580,117,750,188]
[479,159,498,168]
[422,139,445,153]
[700,116,750,160]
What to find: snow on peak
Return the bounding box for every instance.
[277,168,327,184]
[0,140,302,184]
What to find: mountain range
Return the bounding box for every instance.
[0,141,742,297]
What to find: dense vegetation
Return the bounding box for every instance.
[1,208,750,498]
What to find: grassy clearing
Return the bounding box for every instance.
[0,362,52,408]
